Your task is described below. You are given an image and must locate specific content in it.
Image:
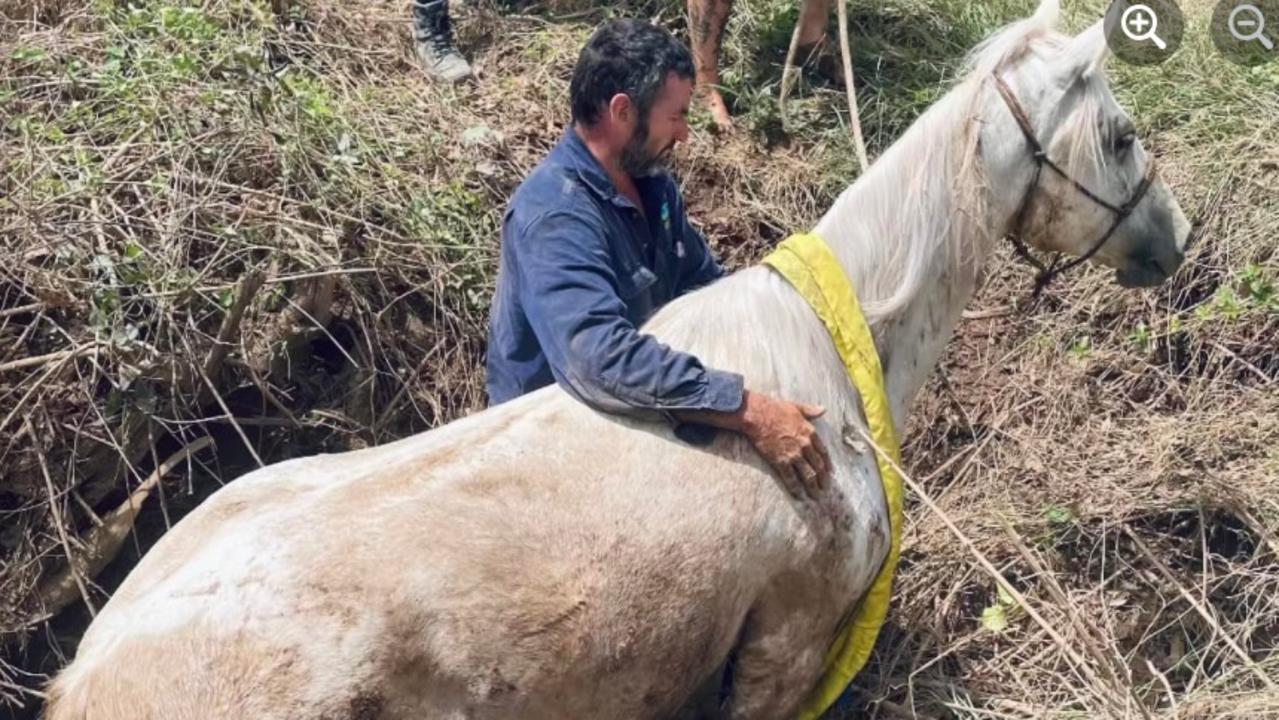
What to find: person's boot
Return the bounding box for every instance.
[411,0,472,83]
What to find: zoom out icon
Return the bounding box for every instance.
[1229,4,1274,49]
[1212,0,1279,65]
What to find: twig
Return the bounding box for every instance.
[33,437,215,618]
[281,294,358,368]
[836,0,870,171]
[0,344,94,374]
[72,490,103,528]
[167,173,455,250]
[26,417,97,619]
[960,305,1015,321]
[0,309,44,363]
[1145,657,1177,715]
[180,330,263,469]
[778,17,804,127]
[920,422,990,484]
[845,423,1134,716]
[232,353,298,424]
[998,517,1152,720]
[0,302,42,319]
[1124,526,1279,691]
[0,677,45,701]
[1231,503,1279,559]
[202,269,265,385]
[1209,341,1274,386]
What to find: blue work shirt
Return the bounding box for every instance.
[485,127,744,419]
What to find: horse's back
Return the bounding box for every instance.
[48,388,779,719]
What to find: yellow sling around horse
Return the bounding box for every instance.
[762,233,904,720]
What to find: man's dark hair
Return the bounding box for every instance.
[569,19,695,126]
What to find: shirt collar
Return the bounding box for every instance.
[556,126,663,211]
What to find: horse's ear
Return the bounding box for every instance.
[1061,20,1109,82]
[1030,0,1061,29]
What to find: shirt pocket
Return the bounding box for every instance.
[617,263,658,301]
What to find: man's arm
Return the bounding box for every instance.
[515,211,743,416]
[674,391,831,499]
[517,210,831,498]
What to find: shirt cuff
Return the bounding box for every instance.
[662,369,744,447]
[700,369,745,413]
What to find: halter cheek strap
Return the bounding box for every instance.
[992,71,1160,295]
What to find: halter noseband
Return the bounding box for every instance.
[991,71,1160,295]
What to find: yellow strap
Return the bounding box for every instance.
[761,233,904,720]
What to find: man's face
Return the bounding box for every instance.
[620,72,692,177]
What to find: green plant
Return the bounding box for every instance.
[1069,334,1092,360]
[1128,321,1151,354]
[980,582,1019,633]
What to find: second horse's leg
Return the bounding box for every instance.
[688,0,735,130]
[796,0,832,45]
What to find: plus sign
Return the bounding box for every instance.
[1128,11,1152,33]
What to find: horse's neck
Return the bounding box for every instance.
[814,91,1006,427]
[872,243,983,427]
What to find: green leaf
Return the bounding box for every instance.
[11,47,46,63]
[996,583,1016,607]
[1068,335,1091,360]
[981,604,1008,633]
[1045,505,1075,526]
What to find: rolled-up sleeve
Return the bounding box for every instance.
[515,211,743,417]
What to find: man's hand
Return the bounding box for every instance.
[738,391,831,498]
[676,389,832,498]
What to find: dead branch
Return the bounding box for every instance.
[31,436,215,620]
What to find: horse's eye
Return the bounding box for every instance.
[1116,132,1136,153]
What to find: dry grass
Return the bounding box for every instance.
[1,0,1276,717]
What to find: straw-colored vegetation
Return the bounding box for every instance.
[1,0,1276,716]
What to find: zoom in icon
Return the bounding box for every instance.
[1104,0,1185,65]
[1212,0,1279,65]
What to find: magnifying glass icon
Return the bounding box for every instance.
[1229,4,1275,49]
[1121,4,1169,49]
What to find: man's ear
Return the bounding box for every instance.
[607,93,635,127]
[1060,19,1110,84]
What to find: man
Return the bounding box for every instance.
[486,20,830,495]
[411,0,472,83]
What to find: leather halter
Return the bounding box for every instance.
[992,71,1160,294]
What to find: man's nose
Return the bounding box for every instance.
[675,122,689,144]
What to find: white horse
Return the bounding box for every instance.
[46,3,1188,718]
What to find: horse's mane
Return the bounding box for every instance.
[814,0,1109,323]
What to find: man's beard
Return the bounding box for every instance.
[619,118,670,177]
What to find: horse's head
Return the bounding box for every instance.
[981,2,1190,287]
